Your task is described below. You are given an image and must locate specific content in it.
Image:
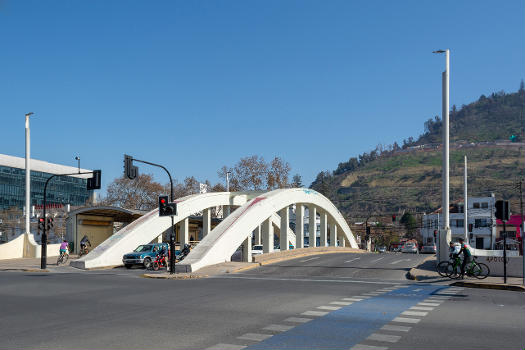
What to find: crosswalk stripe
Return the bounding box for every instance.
[381,324,411,332]
[343,298,364,301]
[367,333,401,343]
[418,302,440,307]
[350,345,388,350]
[330,301,353,305]
[392,317,421,324]
[301,310,329,316]
[402,310,428,317]
[283,317,312,323]
[237,333,272,341]
[410,306,434,311]
[317,305,341,310]
[205,344,246,350]
[263,324,294,332]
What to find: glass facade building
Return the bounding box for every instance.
[0,154,92,210]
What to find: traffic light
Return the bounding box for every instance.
[392,214,396,222]
[433,230,437,239]
[87,170,102,190]
[124,154,138,180]
[159,195,177,217]
[366,226,371,235]
[46,217,54,231]
[38,217,45,234]
[495,200,510,221]
[468,224,473,232]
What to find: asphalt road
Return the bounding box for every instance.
[0,252,523,350]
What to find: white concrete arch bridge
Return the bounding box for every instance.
[71,188,358,272]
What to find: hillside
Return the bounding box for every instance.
[312,87,525,218]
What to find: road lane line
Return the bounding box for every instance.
[410,306,434,311]
[345,257,361,263]
[371,257,385,263]
[206,344,246,350]
[301,310,329,316]
[392,317,421,324]
[343,298,363,301]
[263,324,294,332]
[401,310,428,317]
[412,288,423,291]
[300,257,320,262]
[283,317,312,323]
[390,259,411,264]
[380,325,411,332]
[350,344,388,350]
[367,333,401,343]
[317,305,341,310]
[237,333,273,341]
[330,301,353,305]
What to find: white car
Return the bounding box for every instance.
[251,244,263,256]
[401,243,418,254]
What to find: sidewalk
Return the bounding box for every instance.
[407,256,524,292]
[0,256,78,272]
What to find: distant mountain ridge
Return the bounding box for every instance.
[311,86,525,217]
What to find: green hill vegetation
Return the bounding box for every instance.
[311,86,525,218]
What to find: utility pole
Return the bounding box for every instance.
[518,178,524,285]
[433,49,451,262]
[464,156,468,242]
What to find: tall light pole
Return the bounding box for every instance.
[25,112,34,235]
[75,156,80,173]
[226,171,231,192]
[433,49,450,262]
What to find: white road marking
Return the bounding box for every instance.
[317,305,341,310]
[392,317,421,324]
[381,324,411,332]
[215,275,403,285]
[345,257,361,263]
[350,344,388,350]
[410,306,434,311]
[283,317,312,323]
[362,293,382,296]
[355,295,371,299]
[390,259,412,265]
[206,344,246,350]
[367,333,401,343]
[402,310,428,317]
[300,257,320,262]
[330,301,353,305]
[418,302,440,307]
[263,324,294,332]
[371,257,385,263]
[343,298,363,301]
[302,310,329,316]
[237,333,272,341]
[413,288,423,292]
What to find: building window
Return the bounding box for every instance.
[481,202,488,209]
[473,203,480,209]
[475,218,490,228]
[455,219,464,227]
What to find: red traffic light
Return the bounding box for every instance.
[39,218,45,223]
[160,198,166,204]
[392,215,396,222]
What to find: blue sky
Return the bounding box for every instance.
[1,0,524,193]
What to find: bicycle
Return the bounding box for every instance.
[446,255,489,279]
[57,250,69,265]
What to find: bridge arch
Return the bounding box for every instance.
[179,188,358,272]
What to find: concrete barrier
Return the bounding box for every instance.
[0,234,24,259]
[478,256,523,278]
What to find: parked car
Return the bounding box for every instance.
[421,244,437,254]
[401,242,418,254]
[122,243,169,269]
[378,246,387,253]
[252,244,264,257]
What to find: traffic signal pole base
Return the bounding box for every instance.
[437,228,451,263]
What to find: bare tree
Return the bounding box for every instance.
[291,174,303,188]
[267,157,291,189]
[102,174,164,210]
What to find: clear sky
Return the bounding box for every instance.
[1,0,524,193]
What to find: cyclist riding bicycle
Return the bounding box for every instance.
[449,240,460,258]
[80,235,91,253]
[458,238,472,279]
[59,240,69,257]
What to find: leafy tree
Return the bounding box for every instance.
[400,212,417,238]
[267,157,291,189]
[291,174,303,187]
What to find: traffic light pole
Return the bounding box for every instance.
[129,158,176,274]
[41,171,95,269]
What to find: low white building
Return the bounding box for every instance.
[421,196,496,249]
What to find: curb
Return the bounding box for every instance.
[0,268,50,272]
[452,281,525,292]
[142,273,208,279]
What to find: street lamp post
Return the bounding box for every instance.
[226,171,231,192]
[433,49,451,262]
[25,113,33,235]
[75,156,80,173]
